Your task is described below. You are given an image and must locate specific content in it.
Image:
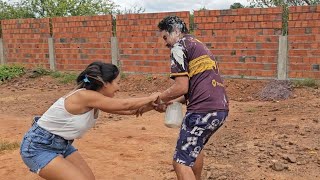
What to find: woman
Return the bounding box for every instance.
[20,61,160,180]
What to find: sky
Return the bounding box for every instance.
[115,0,251,13]
[5,0,251,13]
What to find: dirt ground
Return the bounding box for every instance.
[0,74,319,180]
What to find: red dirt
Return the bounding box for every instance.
[0,74,319,180]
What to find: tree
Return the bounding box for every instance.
[0,0,146,20]
[115,4,145,14]
[230,2,245,9]
[248,0,320,8]
[25,0,118,18]
[0,1,34,20]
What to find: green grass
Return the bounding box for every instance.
[146,75,153,82]
[0,64,25,82]
[120,72,128,80]
[50,71,77,84]
[0,65,77,84]
[245,108,257,113]
[32,66,51,75]
[31,67,77,84]
[0,140,19,153]
[292,78,319,88]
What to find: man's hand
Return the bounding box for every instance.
[154,101,172,113]
[135,103,154,117]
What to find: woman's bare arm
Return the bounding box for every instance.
[80,90,160,113]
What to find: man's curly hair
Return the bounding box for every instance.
[158,15,189,34]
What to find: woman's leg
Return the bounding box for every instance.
[65,151,95,180]
[38,155,90,180]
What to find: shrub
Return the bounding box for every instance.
[0,64,25,82]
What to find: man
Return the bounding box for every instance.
[140,15,229,180]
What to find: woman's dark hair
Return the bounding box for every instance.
[158,15,189,34]
[76,61,119,91]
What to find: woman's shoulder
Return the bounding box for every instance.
[67,88,104,102]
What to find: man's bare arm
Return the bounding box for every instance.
[159,76,188,103]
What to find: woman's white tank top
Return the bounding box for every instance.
[37,88,97,140]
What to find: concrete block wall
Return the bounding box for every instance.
[116,11,190,73]
[193,7,283,78]
[288,5,320,79]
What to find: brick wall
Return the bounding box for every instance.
[288,5,320,79]
[0,7,319,79]
[52,15,113,70]
[117,11,190,73]
[194,7,283,78]
[1,18,51,68]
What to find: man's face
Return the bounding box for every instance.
[160,30,180,48]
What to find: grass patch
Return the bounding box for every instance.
[0,65,77,84]
[0,64,25,82]
[29,66,52,78]
[31,67,51,76]
[292,78,319,88]
[146,75,153,82]
[245,108,257,113]
[120,72,128,80]
[0,140,20,153]
[50,71,77,84]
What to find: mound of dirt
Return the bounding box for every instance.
[119,74,173,93]
[257,80,293,101]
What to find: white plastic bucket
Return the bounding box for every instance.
[164,102,183,128]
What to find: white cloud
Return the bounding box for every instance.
[116,0,250,13]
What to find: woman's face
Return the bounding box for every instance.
[101,75,120,97]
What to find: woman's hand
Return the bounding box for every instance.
[149,92,161,102]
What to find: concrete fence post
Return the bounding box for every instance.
[111,37,119,66]
[48,37,56,70]
[0,38,5,65]
[277,35,288,80]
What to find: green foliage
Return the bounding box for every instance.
[0,140,19,153]
[292,78,319,88]
[29,66,52,78]
[120,72,128,79]
[25,0,118,18]
[248,0,320,8]
[0,64,25,82]
[50,71,77,84]
[0,0,146,27]
[114,4,145,14]
[281,4,289,35]
[230,2,245,9]
[0,1,34,20]
[199,6,207,11]
[50,71,63,78]
[0,0,120,19]
[145,74,153,82]
[189,14,195,33]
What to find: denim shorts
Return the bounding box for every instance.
[20,117,77,174]
[173,111,228,167]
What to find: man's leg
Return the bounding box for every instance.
[173,112,227,180]
[173,161,196,180]
[192,151,204,180]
